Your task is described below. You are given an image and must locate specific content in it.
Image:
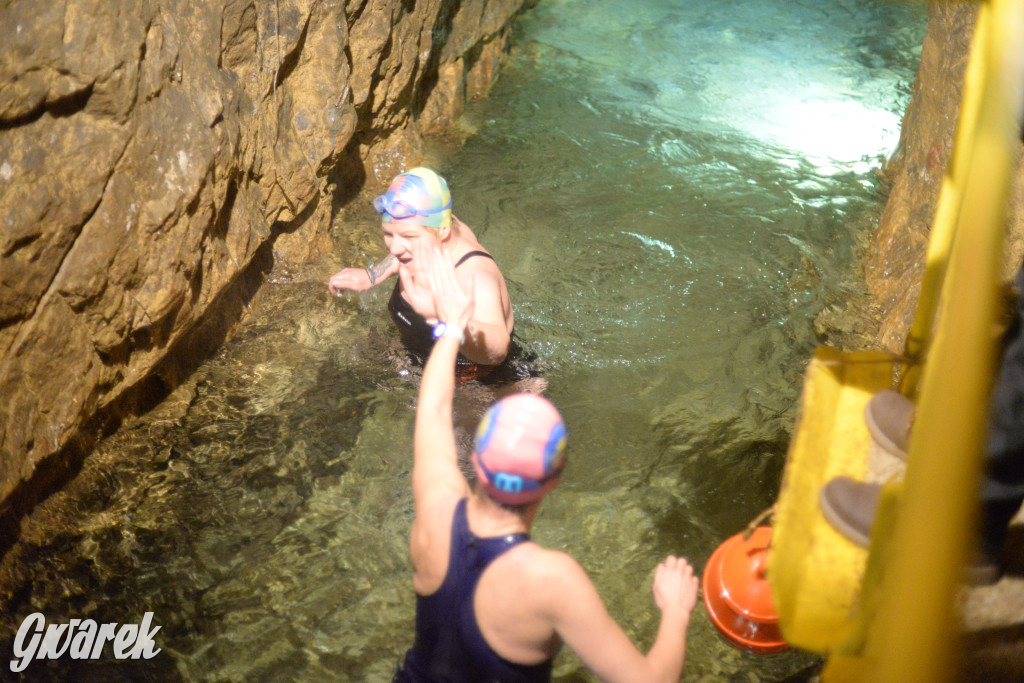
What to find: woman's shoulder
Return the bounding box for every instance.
[505,544,583,581]
[453,218,490,248]
[452,227,499,272]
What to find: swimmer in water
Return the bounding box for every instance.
[393,244,700,682]
[328,167,514,369]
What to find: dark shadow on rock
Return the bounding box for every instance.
[0,83,94,132]
[329,135,369,217]
[411,2,459,121]
[0,238,275,562]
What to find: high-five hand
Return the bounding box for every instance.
[417,241,474,333]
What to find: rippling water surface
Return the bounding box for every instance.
[0,0,927,680]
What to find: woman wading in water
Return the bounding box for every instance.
[328,167,515,378]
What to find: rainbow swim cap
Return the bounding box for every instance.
[373,167,452,229]
[472,393,568,506]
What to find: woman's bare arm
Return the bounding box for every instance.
[541,553,699,683]
[459,268,512,365]
[409,245,474,590]
[328,254,399,294]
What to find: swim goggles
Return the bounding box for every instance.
[373,191,452,220]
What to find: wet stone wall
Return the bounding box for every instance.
[856,1,1024,350]
[0,0,530,521]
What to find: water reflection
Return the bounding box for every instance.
[0,0,927,680]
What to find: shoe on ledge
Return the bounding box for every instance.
[865,390,915,460]
[965,549,1003,586]
[819,476,1004,586]
[819,476,880,548]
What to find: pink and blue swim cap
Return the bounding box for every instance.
[472,393,568,506]
[373,167,452,229]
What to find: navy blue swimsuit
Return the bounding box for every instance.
[395,498,554,682]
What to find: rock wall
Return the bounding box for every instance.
[0,0,529,517]
[866,1,1024,352]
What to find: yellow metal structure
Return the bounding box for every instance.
[770,349,894,652]
[768,0,1024,680]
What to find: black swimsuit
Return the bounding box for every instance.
[387,250,497,358]
[388,251,521,380]
[387,250,539,381]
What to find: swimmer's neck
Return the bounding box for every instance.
[466,489,538,537]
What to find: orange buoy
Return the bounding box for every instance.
[702,526,788,654]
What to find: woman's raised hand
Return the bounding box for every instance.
[416,241,474,333]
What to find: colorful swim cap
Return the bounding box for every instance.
[373,167,452,229]
[472,393,568,506]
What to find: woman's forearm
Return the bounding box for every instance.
[366,254,399,286]
[642,612,690,683]
[418,335,461,425]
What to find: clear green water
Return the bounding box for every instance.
[0,1,927,680]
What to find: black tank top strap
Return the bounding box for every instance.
[454,250,495,268]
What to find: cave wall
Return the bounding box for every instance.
[0,0,530,515]
[866,0,1024,352]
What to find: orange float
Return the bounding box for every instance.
[702,526,789,654]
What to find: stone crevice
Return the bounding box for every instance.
[271,0,313,92]
[0,116,130,353]
[0,80,96,131]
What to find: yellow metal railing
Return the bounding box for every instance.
[860,0,1024,680]
[770,0,1024,680]
[901,2,992,377]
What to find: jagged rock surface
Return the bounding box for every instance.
[0,0,527,510]
[865,1,1024,352]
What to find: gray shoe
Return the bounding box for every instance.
[865,390,915,460]
[819,476,881,548]
[820,477,1004,585]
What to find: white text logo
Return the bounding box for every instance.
[10,612,162,672]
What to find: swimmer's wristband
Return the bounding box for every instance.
[432,322,465,345]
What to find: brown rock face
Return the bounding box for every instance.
[866,1,1024,352]
[0,0,527,513]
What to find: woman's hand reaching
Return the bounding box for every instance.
[652,556,699,621]
[328,267,372,294]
